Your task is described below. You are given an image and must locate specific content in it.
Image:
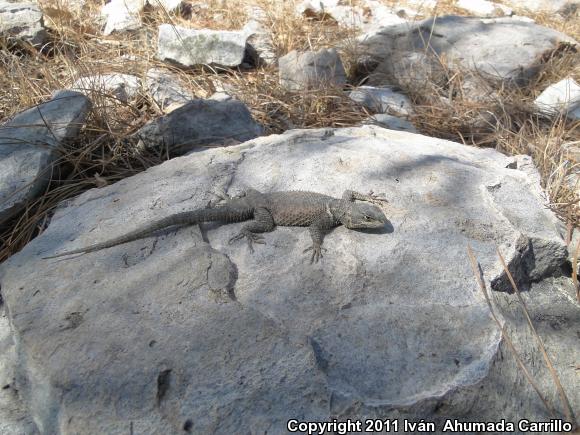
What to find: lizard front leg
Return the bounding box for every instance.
[229,207,275,253]
[342,190,388,205]
[303,215,334,264]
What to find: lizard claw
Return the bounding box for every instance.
[229,231,265,253]
[303,245,327,264]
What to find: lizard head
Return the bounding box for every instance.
[341,203,388,229]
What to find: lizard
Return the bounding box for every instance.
[42,189,389,263]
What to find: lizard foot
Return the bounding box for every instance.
[367,190,389,204]
[303,245,327,264]
[229,231,265,253]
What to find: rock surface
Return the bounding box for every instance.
[0,127,574,433]
[243,7,278,66]
[71,73,141,103]
[363,113,418,133]
[535,77,580,120]
[0,0,47,46]
[457,0,513,16]
[279,48,346,91]
[0,91,92,225]
[297,0,407,34]
[506,0,579,14]
[133,98,262,154]
[157,25,250,68]
[101,0,181,35]
[358,15,577,98]
[0,307,37,435]
[100,0,142,35]
[145,68,194,112]
[349,86,414,116]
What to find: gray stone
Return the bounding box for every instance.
[101,0,181,35]
[0,91,92,225]
[0,0,47,46]
[358,15,577,98]
[457,0,513,16]
[279,48,347,91]
[71,73,141,103]
[157,25,249,68]
[297,0,406,34]
[243,9,277,66]
[209,91,232,102]
[363,113,418,133]
[0,127,573,433]
[534,77,580,120]
[0,308,38,435]
[506,0,579,15]
[133,98,262,154]
[145,68,194,112]
[101,0,142,35]
[349,86,414,116]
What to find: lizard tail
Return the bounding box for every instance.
[42,206,254,259]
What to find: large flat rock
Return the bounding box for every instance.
[358,15,577,97]
[0,127,573,433]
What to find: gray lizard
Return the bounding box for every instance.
[43,189,388,263]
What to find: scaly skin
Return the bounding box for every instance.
[43,189,388,263]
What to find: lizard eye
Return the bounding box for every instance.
[364,215,371,220]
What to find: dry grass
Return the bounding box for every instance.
[1,0,580,262]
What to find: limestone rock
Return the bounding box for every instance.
[297,0,407,34]
[145,68,194,112]
[349,86,413,116]
[358,15,577,99]
[101,0,142,35]
[244,23,277,66]
[279,48,347,91]
[157,25,250,68]
[0,127,573,433]
[101,0,181,35]
[133,98,262,154]
[0,0,47,46]
[457,0,513,16]
[0,91,92,225]
[0,308,37,435]
[506,0,579,15]
[71,73,141,103]
[363,114,418,133]
[534,77,580,120]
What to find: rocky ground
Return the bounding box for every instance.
[0,0,579,433]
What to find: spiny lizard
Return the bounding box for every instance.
[43,189,388,263]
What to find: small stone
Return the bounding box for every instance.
[145,68,194,111]
[457,0,513,17]
[71,74,141,103]
[349,86,413,116]
[157,25,250,68]
[101,0,181,35]
[363,114,418,133]
[0,0,48,46]
[279,48,347,91]
[0,91,92,225]
[534,77,580,120]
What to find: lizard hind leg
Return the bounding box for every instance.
[228,207,274,253]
